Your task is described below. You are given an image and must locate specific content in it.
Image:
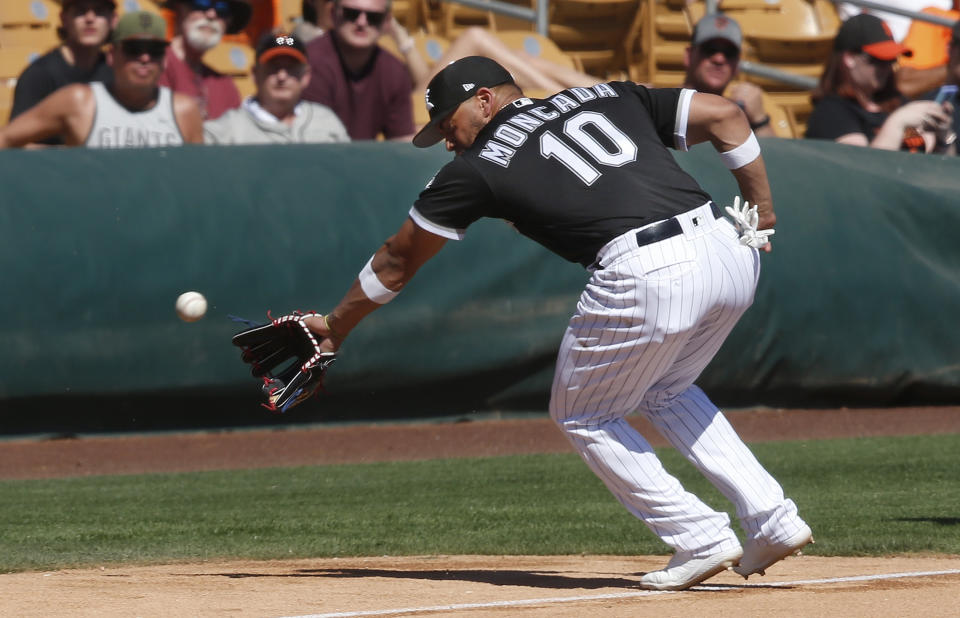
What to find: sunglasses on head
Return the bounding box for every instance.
[699,41,739,60]
[341,6,387,27]
[191,0,232,18]
[120,39,168,60]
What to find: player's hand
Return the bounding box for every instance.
[725,196,775,251]
[304,313,342,354]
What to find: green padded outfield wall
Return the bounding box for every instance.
[1,139,958,424]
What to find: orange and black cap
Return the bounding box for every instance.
[834,14,912,61]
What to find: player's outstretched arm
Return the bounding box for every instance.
[684,92,776,234]
[304,216,447,351]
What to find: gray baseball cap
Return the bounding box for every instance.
[692,13,742,50]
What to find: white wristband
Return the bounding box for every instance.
[719,131,760,169]
[359,256,398,304]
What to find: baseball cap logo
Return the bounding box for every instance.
[462,82,475,91]
[424,88,434,111]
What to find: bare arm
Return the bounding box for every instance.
[384,17,432,91]
[0,85,93,148]
[173,93,204,144]
[685,92,776,232]
[305,216,448,351]
[871,100,951,151]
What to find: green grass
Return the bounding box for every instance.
[0,434,957,573]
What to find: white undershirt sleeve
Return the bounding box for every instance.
[673,88,696,152]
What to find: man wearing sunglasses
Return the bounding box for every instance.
[159,0,253,120]
[683,14,776,138]
[9,0,117,145]
[0,11,203,149]
[301,0,416,140]
[203,33,349,144]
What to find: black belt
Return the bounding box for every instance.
[590,202,724,270]
[634,202,724,249]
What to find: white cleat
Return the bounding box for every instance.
[639,546,743,591]
[733,524,814,578]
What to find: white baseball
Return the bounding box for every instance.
[175,291,208,322]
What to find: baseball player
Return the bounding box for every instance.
[303,56,811,590]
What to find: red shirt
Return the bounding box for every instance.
[301,33,414,140]
[160,47,241,121]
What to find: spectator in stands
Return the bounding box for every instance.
[204,33,349,144]
[386,21,602,94]
[160,0,253,120]
[301,0,416,140]
[682,14,776,137]
[896,1,959,98]
[294,0,333,43]
[0,11,203,148]
[9,0,117,144]
[917,20,960,153]
[805,14,953,152]
[837,0,953,42]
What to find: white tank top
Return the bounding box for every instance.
[85,82,184,148]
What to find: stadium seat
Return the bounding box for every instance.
[0,1,58,29]
[232,72,255,99]
[380,30,449,66]
[411,90,428,128]
[203,40,254,77]
[546,0,642,78]
[275,0,303,31]
[0,47,45,80]
[0,78,15,125]
[439,2,493,38]
[496,30,577,70]
[0,25,59,50]
[635,0,694,86]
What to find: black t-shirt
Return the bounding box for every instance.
[804,95,887,142]
[10,47,112,144]
[412,82,712,267]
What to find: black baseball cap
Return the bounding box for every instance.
[256,32,307,64]
[412,56,516,148]
[834,14,912,60]
[162,0,253,34]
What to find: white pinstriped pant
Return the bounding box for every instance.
[550,203,805,557]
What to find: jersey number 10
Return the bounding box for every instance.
[540,111,638,186]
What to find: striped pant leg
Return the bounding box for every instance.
[638,229,807,543]
[549,232,741,555]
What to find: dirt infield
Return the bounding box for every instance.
[2,406,959,617]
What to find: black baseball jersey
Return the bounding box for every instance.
[411,82,712,266]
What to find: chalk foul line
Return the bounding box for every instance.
[282,568,960,618]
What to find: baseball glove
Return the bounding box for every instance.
[231,311,337,413]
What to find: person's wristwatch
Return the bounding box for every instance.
[750,115,771,130]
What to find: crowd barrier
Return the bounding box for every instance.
[1,139,958,433]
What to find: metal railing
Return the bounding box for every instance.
[444,0,550,36]
[828,0,957,27]
[740,61,819,90]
